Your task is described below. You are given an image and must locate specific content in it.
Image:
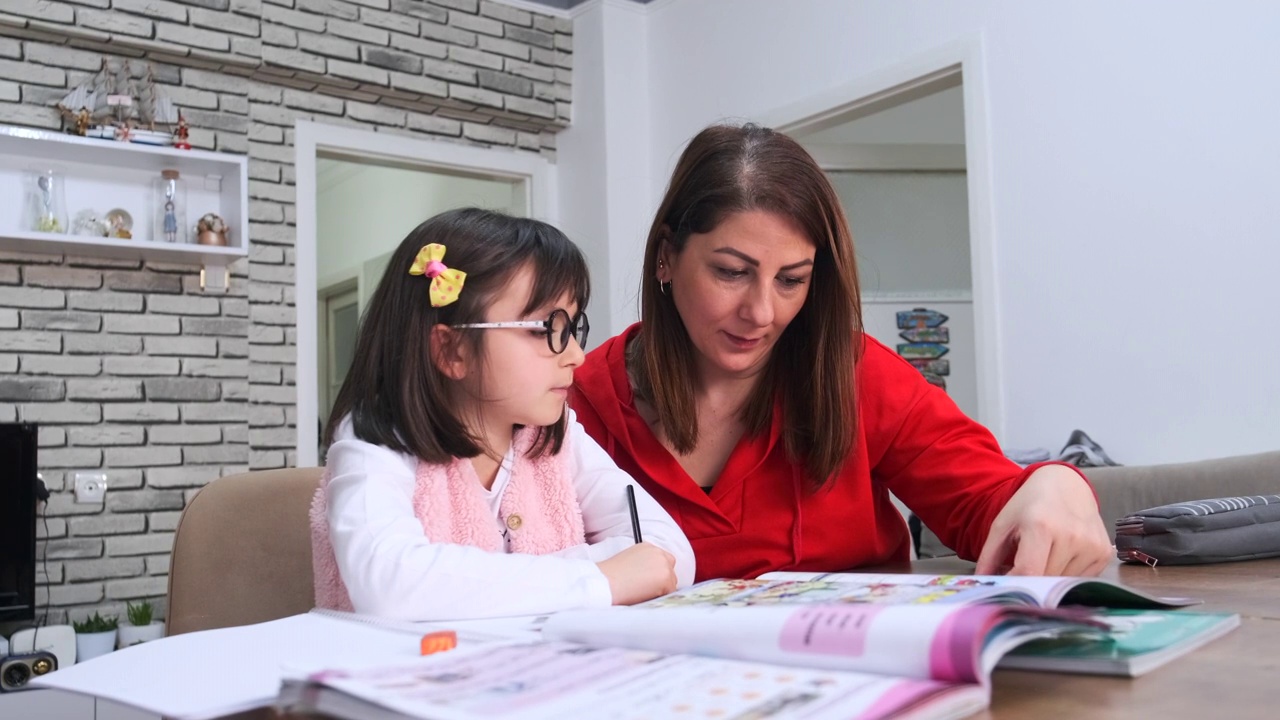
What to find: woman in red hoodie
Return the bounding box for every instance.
[570,123,1111,582]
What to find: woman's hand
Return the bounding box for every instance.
[596,542,678,605]
[975,465,1113,576]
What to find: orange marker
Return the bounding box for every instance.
[420,630,458,656]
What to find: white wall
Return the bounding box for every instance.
[316,159,525,290]
[567,0,1280,463]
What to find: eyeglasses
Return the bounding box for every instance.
[452,309,589,355]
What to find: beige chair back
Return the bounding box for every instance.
[166,467,323,636]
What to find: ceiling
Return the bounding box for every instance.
[520,0,652,9]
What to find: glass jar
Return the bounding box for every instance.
[24,169,69,234]
[152,169,187,243]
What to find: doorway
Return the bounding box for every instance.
[767,47,1003,437]
[295,122,558,466]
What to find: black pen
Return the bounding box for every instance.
[626,484,643,544]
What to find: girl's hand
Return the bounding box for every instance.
[596,542,678,605]
[975,465,1113,576]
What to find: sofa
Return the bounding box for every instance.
[918,450,1280,558]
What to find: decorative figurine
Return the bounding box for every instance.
[195,212,229,246]
[173,113,191,150]
[105,208,133,239]
[153,169,186,243]
[72,209,109,237]
[74,107,90,136]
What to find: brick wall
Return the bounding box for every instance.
[0,0,572,626]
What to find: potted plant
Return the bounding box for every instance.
[72,611,118,662]
[117,600,165,648]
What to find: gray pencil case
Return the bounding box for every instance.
[1115,495,1280,566]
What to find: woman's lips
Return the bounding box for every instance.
[723,331,763,349]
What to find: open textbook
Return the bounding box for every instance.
[649,571,1200,610]
[278,602,1105,720]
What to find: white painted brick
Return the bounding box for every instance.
[37,518,67,539]
[105,271,183,294]
[102,357,181,376]
[479,0,530,26]
[248,364,282,384]
[102,403,181,423]
[478,35,531,61]
[327,58,389,86]
[250,449,285,469]
[114,0,189,23]
[144,378,221,401]
[0,377,64,401]
[221,338,250,358]
[327,17,388,45]
[43,582,104,606]
[148,511,183,532]
[105,446,182,467]
[66,379,144,400]
[248,344,294,364]
[23,266,104,289]
[144,336,219,357]
[224,424,250,444]
[146,553,171,575]
[249,427,295,448]
[182,403,248,423]
[391,33,449,61]
[462,121,516,145]
[362,7,418,35]
[248,404,285,427]
[66,334,143,354]
[40,447,104,468]
[181,358,248,378]
[68,426,147,446]
[107,489,185,513]
[0,354,16,372]
[191,7,259,36]
[249,325,284,344]
[184,444,249,463]
[106,576,170,599]
[222,380,249,400]
[149,424,222,444]
[38,426,66,447]
[146,465,221,488]
[64,557,145,582]
[68,292,145,312]
[21,310,102,332]
[157,21,232,51]
[21,402,102,424]
[0,331,61,353]
[103,314,181,335]
[78,8,155,36]
[67,514,148,537]
[0,286,65,308]
[20,355,101,376]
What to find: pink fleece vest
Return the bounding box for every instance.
[310,429,586,612]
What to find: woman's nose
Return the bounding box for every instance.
[739,282,775,326]
[561,336,586,367]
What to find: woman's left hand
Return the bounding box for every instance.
[974,464,1113,576]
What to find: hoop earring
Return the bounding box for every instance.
[659,281,671,296]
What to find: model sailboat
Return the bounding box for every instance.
[58,59,180,145]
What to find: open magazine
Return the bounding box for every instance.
[277,602,1106,720]
[644,571,1200,610]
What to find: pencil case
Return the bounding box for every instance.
[1115,494,1280,566]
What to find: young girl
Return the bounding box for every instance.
[311,208,695,621]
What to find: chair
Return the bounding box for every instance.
[166,467,323,637]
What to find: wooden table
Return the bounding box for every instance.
[900,556,1280,719]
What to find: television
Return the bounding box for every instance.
[0,423,37,623]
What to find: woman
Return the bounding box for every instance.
[570,123,1111,581]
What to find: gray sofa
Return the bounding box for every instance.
[918,450,1280,558]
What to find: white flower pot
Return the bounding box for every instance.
[117,621,165,649]
[75,630,117,663]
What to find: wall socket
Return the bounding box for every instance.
[73,472,108,504]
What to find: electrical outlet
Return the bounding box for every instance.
[73,472,108,504]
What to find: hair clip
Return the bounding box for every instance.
[409,243,467,307]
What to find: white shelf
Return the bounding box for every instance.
[0,124,248,267]
[0,230,245,266]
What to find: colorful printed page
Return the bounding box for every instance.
[998,609,1240,677]
[643,575,1039,609]
[285,641,989,720]
[542,603,1100,684]
[753,572,1195,609]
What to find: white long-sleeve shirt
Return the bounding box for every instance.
[325,411,696,621]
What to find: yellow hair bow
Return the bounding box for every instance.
[408,243,467,307]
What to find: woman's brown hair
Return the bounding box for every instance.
[637,123,863,488]
[325,208,590,462]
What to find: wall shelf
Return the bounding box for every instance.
[0,124,248,269]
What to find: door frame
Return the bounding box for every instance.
[295,121,559,466]
[759,36,1006,439]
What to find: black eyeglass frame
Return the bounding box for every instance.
[451,308,589,355]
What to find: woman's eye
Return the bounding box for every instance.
[779,276,808,288]
[715,267,748,280]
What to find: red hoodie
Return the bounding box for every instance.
[571,324,1057,581]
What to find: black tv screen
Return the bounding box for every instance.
[0,423,37,623]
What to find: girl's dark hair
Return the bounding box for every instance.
[325,208,590,462]
[637,123,863,489]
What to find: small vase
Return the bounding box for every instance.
[24,169,69,234]
[75,629,118,663]
[152,168,187,244]
[196,229,227,246]
[117,621,165,649]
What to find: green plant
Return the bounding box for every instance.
[126,599,154,626]
[72,611,118,634]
